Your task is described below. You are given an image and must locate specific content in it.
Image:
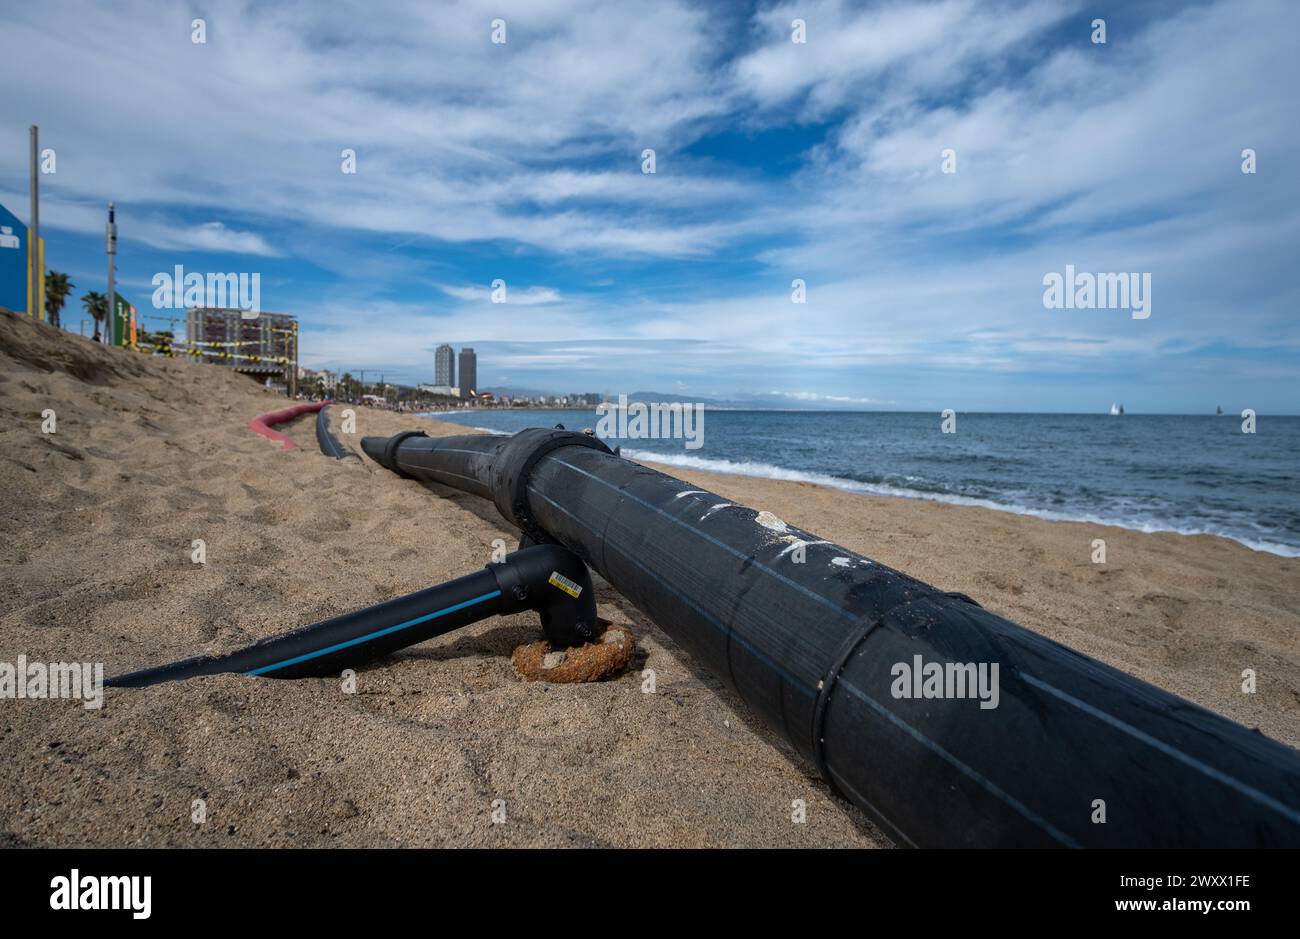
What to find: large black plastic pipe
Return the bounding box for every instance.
[363,429,1300,848]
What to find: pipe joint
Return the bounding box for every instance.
[485,428,613,542]
[490,543,598,648]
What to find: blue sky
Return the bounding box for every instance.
[1,0,1297,412]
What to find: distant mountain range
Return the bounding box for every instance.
[482,387,876,411]
[629,391,885,410]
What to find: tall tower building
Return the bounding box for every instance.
[434,343,455,388]
[458,347,477,397]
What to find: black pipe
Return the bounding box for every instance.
[362,428,1300,848]
[315,404,356,460]
[106,543,596,687]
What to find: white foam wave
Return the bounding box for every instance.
[623,449,1300,558]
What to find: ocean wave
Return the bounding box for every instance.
[624,449,1300,558]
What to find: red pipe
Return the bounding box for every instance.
[248,401,330,450]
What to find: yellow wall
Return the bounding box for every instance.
[26,236,46,320]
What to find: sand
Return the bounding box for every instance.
[1,308,1297,848]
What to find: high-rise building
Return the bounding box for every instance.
[434,343,455,388]
[186,307,298,389]
[458,347,477,397]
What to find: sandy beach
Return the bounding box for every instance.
[1,309,1297,848]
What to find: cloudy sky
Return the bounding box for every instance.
[1,0,1297,411]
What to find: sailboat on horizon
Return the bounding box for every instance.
[1110,402,1125,416]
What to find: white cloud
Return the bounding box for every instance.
[438,283,561,304]
[0,191,278,256]
[0,0,745,257]
[764,390,894,405]
[733,0,1075,112]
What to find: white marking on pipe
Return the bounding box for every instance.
[701,503,733,520]
[675,490,708,499]
[778,538,832,558]
[755,510,788,532]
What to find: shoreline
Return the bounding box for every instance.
[414,412,1300,559]
[435,406,1300,417]
[627,448,1300,559]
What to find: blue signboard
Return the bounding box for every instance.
[0,201,27,314]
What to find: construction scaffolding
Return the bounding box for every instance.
[179,307,298,392]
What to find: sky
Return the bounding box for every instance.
[1,0,1297,412]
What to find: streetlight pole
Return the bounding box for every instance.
[104,203,116,345]
[29,126,39,320]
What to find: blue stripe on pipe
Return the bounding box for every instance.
[1020,672,1300,827]
[244,590,503,676]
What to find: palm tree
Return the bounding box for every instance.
[45,271,75,328]
[81,291,108,341]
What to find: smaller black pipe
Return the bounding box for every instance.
[315,404,356,460]
[106,544,596,688]
[106,568,504,687]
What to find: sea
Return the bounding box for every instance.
[420,409,1300,558]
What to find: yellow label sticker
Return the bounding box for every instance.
[547,571,582,599]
